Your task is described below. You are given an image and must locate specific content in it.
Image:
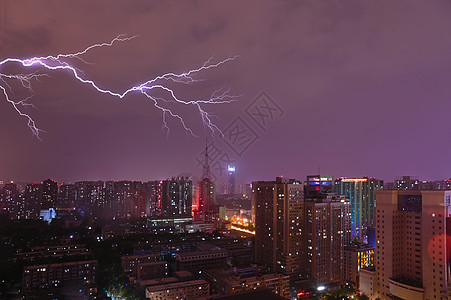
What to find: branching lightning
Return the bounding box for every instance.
[0,34,239,140]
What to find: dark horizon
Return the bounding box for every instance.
[1,173,450,186]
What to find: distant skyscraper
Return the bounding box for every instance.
[162,177,192,217]
[304,175,334,198]
[367,190,451,300]
[133,188,147,218]
[104,181,117,218]
[384,175,420,190]
[57,184,77,209]
[425,179,451,190]
[334,177,383,242]
[75,181,105,216]
[227,165,236,195]
[395,175,420,190]
[146,181,163,217]
[24,183,43,219]
[41,179,58,209]
[0,182,17,217]
[253,177,303,278]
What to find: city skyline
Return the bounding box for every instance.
[0,172,449,186]
[3,2,451,299]
[2,1,451,183]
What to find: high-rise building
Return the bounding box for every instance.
[147,181,163,217]
[75,181,105,216]
[0,182,17,217]
[162,178,192,217]
[133,188,147,218]
[334,177,383,242]
[227,165,236,195]
[194,179,216,221]
[103,181,119,218]
[395,175,420,190]
[370,190,451,300]
[384,176,421,190]
[302,194,351,285]
[24,183,43,219]
[57,184,77,209]
[304,175,334,198]
[41,179,58,209]
[253,177,303,278]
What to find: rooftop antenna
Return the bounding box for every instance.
[202,137,211,181]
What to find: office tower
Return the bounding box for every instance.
[41,179,58,209]
[302,194,351,285]
[227,165,236,195]
[253,177,303,278]
[162,177,192,217]
[334,177,383,242]
[304,175,334,198]
[370,190,451,300]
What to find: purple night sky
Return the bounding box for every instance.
[1,0,451,184]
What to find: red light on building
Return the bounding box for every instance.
[427,233,451,263]
[297,291,309,298]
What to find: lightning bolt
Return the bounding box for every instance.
[0,34,239,140]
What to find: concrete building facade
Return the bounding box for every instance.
[373,190,451,300]
[253,177,304,278]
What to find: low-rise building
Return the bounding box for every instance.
[204,269,290,299]
[145,279,209,300]
[137,261,168,281]
[22,260,97,295]
[359,267,376,300]
[121,252,160,275]
[13,244,91,262]
[343,243,374,287]
[175,244,227,273]
[185,221,215,233]
[147,216,193,232]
